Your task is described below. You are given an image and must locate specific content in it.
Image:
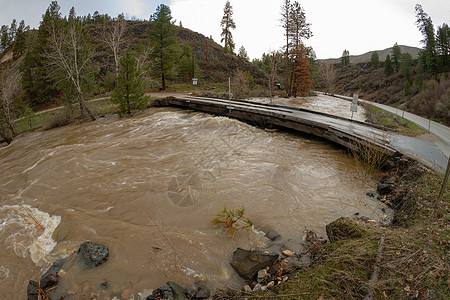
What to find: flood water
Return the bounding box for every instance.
[0,105,389,298]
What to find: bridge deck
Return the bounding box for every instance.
[154,95,401,157]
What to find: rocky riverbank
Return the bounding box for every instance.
[27,155,445,300]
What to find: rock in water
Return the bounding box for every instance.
[377,177,395,195]
[77,241,109,269]
[326,217,366,243]
[27,281,39,300]
[194,280,211,299]
[39,273,59,291]
[167,282,188,300]
[230,248,279,280]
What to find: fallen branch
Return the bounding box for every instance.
[23,207,45,236]
[144,212,182,263]
[364,234,386,300]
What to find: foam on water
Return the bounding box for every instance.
[0,204,61,266]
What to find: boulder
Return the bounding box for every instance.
[326,217,366,243]
[184,281,211,299]
[151,284,173,299]
[27,281,38,300]
[193,281,210,299]
[167,282,188,300]
[77,241,109,269]
[230,248,279,280]
[377,177,395,195]
[39,273,59,291]
[40,258,66,280]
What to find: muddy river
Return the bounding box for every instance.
[0,100,388,298]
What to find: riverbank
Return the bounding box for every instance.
[5,92,449,299]
[226,157,449,299]
[27,155,448,299]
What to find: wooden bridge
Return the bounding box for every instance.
[154,95,402,157]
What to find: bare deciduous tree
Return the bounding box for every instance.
[320,63,336,95]
[0,67,20,143]
[101,15,127,80]
[268,51,281,94]
[135,41,154,80]
[45,8,95,120]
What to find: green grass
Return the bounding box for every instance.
[363,104,426,136]
[12,97,128,135]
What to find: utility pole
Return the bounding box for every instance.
[228,77,232,113]
[269,78,272,102]
[435,157,450,207]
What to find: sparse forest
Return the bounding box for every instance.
[314,4,449,125]
[0,0,448,144]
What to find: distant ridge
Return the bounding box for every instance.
[318,45,421,64]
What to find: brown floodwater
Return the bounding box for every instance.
[0,106,390,298]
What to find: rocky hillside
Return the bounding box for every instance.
[315,62,449,125]
[319,45,421,65]
[86,21,267,85]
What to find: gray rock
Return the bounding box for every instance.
[167,282,188,300]
[230,248,279,280]
[27,280,38,300]
[154,284,173,299]
[183,287,197,299]
[253,283,262,291]
[257,268,268,280]
[40,259,66,280]
[299,253,312,268]
[194,280,210,299]
[377,183,393,195]
[377,177,395,195]
[77,241,109,269]
[39,273,59,291]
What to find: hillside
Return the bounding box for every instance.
[319,45,421,65]
[84,21,267,85]
[315,62,449,125]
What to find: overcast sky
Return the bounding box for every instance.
[1,0,448,59]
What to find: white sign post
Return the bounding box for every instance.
[192,78,198,85]
[350,94,358,120]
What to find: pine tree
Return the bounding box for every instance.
[148,4,179,90]
[0,25,9,52]
[436,23,449,69]
[20,1,60,108]
[289,1,312,50]
[392,43,402,73]
[281,0,292,96]
[178,43,198,82]
[341,49,350,65]
[238,46,249,60]
[400,53,413,80]
[13,20,27,59]
[291,46,312,97]
[112,51,147,116]
[415,4,437,74]
[384,54,394,76]
[220,1,236,54]
[280,0,312,96]
[9,19,17,45]
[370,51,380,68]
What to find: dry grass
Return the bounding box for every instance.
[351,140,390,177]
[238,160,450,300]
